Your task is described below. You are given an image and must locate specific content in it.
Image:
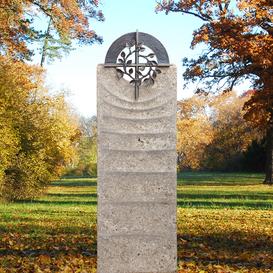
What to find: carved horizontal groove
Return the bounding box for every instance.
[99,131,175,136]
[99,172,176,180]
[101,96,174,112]
[101,81,171,104]
[98,233,173,240]
[100,197,175,204]
[102,199,176,206]
[102,114,175,121]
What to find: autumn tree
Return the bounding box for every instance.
[177,95,213,170]
[65,116,97,177]
[0,0,104,65]
[176,91,259,171]
[0,0,102,200]
[204,91,260,170]
[157,0,273,183]
[0,57,79,201]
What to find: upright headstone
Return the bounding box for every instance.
[97,31,177,273]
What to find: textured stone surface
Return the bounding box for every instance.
[99,201,176,235]
[98,235,177,273]
[98,172,176,202]
[100,150,176,172]
[97,65,177,273]
[100,132,176,151]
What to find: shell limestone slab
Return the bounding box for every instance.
[97,32,177,273]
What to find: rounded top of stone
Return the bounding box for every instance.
[105,31,169,64]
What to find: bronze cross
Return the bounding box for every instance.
[104,30,169,100]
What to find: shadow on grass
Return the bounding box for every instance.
[0,217,97,233]
[177,200,273,209]
[0,248,96,257]
[178,181,263,186]
[52,180,97,187]
[178,172,263,178]
[16,200,97,206]
[177,193,273,200]
[47,193,97,198]
[177,172,264,186]
[178,231,273,269]
[0,226,97,258]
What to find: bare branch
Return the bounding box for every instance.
[156,2,210,21]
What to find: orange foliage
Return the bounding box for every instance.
[158,0,273,180]
[177,92,259,170]
[157,0,273,127]
[0,0,104,61]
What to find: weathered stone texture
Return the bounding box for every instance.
[97,65,177,273]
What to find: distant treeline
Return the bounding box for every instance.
[177,92,265,173]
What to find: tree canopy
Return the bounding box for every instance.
[157,0,273,182]
[0,0,104,65]
[177,91,259,171]
[0,0,104,200]
[0,57,80,201]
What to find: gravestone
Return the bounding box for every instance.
[97,31,177,273]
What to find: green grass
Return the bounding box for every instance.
[0,178,98,272]
[0,173,272,272]
[178,171,265,185]
[177,172,273,209]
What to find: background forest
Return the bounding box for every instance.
[0,0,103,201]
[0,0,272,201]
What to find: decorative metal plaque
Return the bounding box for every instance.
[105,31,170,100]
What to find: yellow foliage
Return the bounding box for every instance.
[0,56,79,201]
[177,92,260,170]
[177,95,214,170]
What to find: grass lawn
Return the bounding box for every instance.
[0,172,272,272]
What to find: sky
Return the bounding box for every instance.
[43,0,204,117]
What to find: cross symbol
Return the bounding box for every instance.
[104,30,169,100]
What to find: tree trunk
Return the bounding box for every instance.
[264,126,273,184]
[40,18,52,67]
